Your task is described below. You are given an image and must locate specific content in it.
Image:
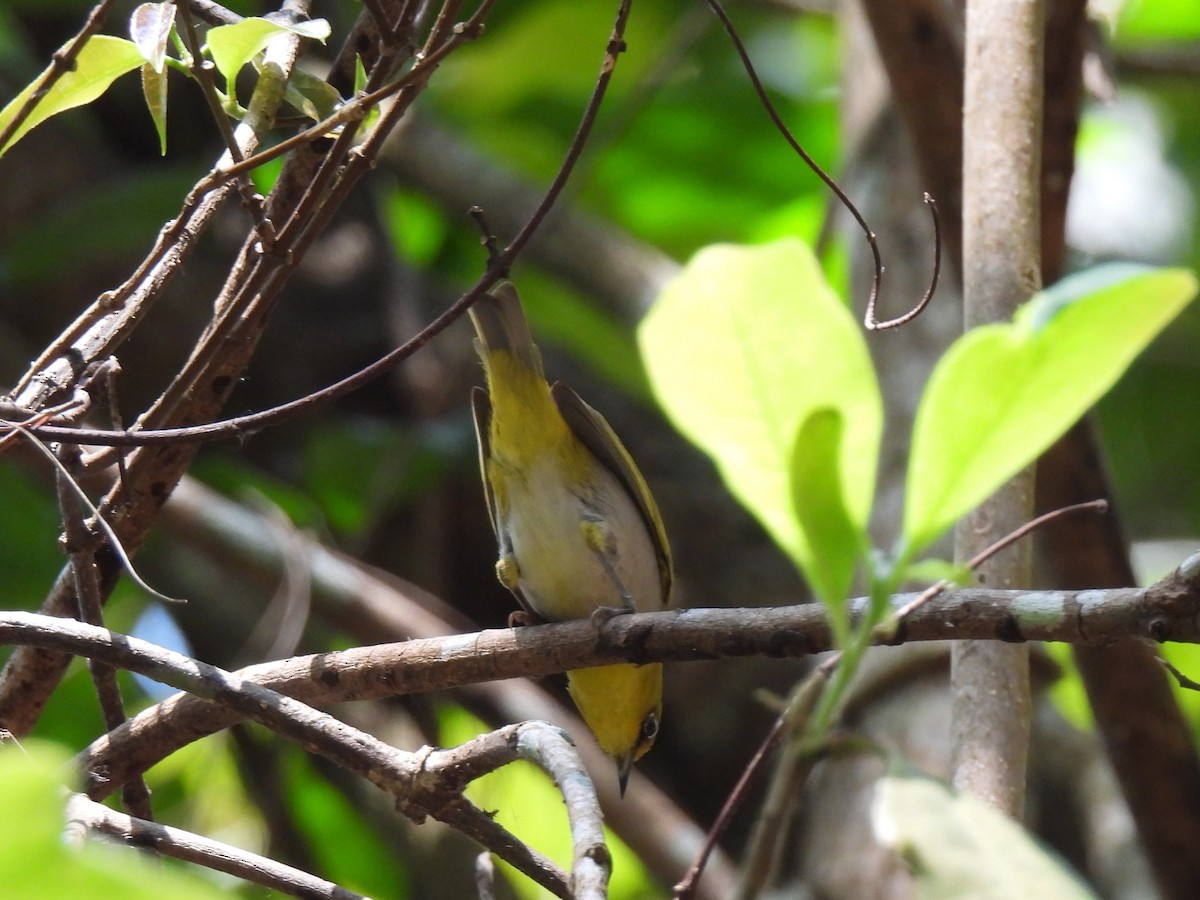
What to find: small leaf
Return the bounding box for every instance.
[791,408,863,624]
[353,54,380,137]
[0,35,144,158]
[873,767,1097,899]
[901,558,971,586]
[285,19,332,42]
[903,265,1197,555]
[281,65,342,122]
[206,17,330,92]
[640,239,882,576]
[129,1,175,73]
[140,62,168,154]
[206,18,285,92]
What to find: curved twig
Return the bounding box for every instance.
[702,0,940,330]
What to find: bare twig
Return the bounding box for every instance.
[65,793,366,899]
[703,0,940,330]
[55,442,154,821]
[863,193,942,330]
[174,0,273,238]
[475,852,497,900]
[1161,659,1200,692]
[22,0,635,453]
[9,423,183,604]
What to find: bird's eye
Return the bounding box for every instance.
[639,712,660,744]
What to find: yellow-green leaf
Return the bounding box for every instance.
[140,62,168,154]
[0,36,144,158]
[903,265,1197,555]
[791,408,862,621]
[206,17,330,101]
[640,239,881,580]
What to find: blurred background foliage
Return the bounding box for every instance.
[0,0,1198,897]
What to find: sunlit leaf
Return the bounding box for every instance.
[640,239,881,579]
[791,408,863,620]
[903,265,1197,555]
[206,16,330,95]
[873,767,1097,899]
[129,1,175,73]
[0,35,143,157]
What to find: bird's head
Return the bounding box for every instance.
[567,662,662,795]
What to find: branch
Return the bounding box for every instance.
[0,610,598,895]
[0,9,314,736]
[0,0,491,737]
[64,793,366,899]
[157,476,739,900]
[953,0,1045,815]
[65,551,1200,801]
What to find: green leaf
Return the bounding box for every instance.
[873,767,1097,899]
[901,558,971,587]
[791,408,863,621]
[286,19,333,42]
[206,18,284,93]
[129,2,175,73]
[352,54,380,137]
[140,62,168,154]
[903,265,1197,555]
[0,35,144,157]
[281,65,342,123]
[206,16,330,95]
[640,239,882,576]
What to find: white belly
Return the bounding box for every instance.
[498,454,662,622]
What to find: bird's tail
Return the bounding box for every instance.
[468,282,544,377]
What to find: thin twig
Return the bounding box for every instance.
[864,194,942,330]
[10,423,183,604]
[55,442,154,821]
[174,0,273,239]
[1160,658,1200,692]
[701,0,940,330]
[1,611,578,894]
[65,793,366,899]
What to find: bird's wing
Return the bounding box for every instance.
[551,381,673,604]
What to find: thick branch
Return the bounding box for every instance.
[58,554,1200,800]
[953,0,1045,815]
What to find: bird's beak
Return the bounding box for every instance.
[617,753,634,797]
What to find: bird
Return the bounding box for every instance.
[468,282,672,794]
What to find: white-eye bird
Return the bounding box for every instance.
[469,282,672,794]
